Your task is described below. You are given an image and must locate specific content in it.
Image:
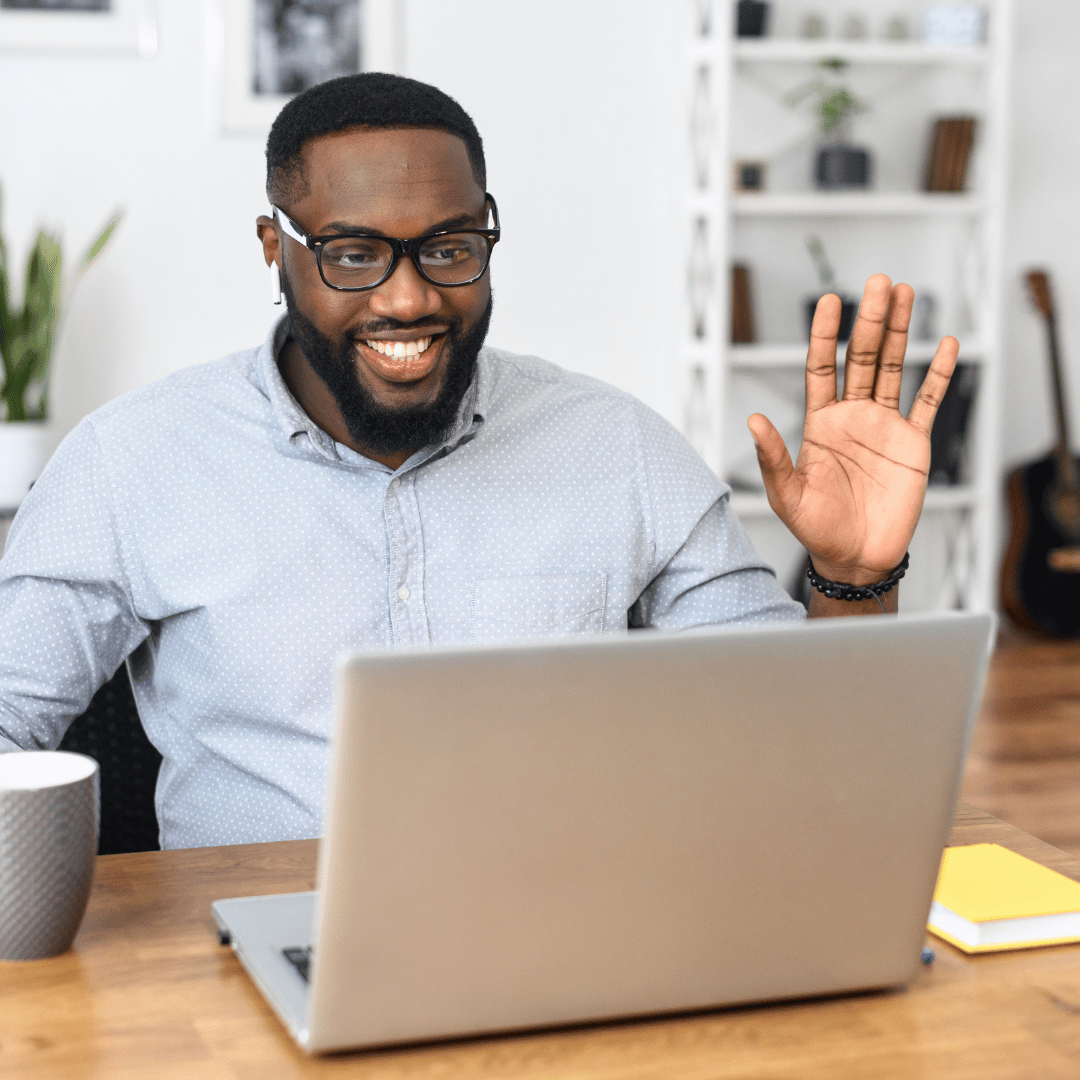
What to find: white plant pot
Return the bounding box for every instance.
[0,422,52,512]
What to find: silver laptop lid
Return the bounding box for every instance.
[307,612,994,1052]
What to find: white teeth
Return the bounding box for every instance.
[363,336,433,358]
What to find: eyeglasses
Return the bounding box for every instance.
[272,195,500,292]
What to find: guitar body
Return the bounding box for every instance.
[1001,453,1080,637]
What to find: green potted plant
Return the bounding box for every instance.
[0,187,120,512]
[785,59,872,189]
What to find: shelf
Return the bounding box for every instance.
[728,339,986,368]
[688,0,1010,611]
[730,486,978,517]
[732,40,990,66]
[732,193,983,217]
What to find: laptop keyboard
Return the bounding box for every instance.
[282,946,312,982]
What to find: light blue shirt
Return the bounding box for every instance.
[0,319,803,848]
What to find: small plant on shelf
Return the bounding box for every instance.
[785,59,872,190]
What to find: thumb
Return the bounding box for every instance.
[747,413,799,516]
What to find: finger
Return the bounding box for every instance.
[907,336,960,434]
[748,413,800,517]
[842,274,893,400]
[872,283,915,409]
[805,293,840,413]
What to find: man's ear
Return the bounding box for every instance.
[256,215,281,268]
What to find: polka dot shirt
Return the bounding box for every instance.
[0,318,804,848]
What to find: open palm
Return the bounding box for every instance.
[748,275,959,586]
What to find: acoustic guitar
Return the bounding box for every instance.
[1000,270,1080,636]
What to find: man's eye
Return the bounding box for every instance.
[423,243,472,265]
[325,243,385,269]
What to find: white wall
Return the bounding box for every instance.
[0,0,682,451]
[1000,1,1080,471]
[0,0,1075,477]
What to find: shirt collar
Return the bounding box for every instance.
[253,314,490,469]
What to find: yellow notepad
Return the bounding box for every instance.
[928,843,1080,953]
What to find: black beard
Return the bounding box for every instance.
[282,273,492,457]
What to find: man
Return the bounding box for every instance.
[0,75,957,849]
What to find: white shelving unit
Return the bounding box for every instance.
[682,0,1012,611]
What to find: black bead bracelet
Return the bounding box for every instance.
[806,552,909,603]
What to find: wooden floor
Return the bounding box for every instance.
[962,627,1080,855]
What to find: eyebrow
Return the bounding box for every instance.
[320,212,481,237]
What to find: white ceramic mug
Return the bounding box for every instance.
[0,751,99,960]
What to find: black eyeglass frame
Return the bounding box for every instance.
[272,194,500,292]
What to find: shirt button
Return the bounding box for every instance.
[390,477,401,490]
[397,585,410,602]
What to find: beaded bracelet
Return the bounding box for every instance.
[806,552,909,605]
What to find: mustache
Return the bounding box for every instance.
[345,318,453,341]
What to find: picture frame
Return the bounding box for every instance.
[733,160,767,192]
[221,0,404,135]
[0,0,157,56]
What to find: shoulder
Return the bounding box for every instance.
[477,346,707,462]
[475,346,725,509]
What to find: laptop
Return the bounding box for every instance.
[212,611,995,1054]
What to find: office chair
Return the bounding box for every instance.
[58,665,162,855]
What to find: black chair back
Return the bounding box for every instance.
[58,666,162,854]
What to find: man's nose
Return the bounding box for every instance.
[366,254,442,323]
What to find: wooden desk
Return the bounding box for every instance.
[5,803,1080,1079]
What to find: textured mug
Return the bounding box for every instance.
[0,751,99,960]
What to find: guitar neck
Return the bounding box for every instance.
[1044,311,1079,492]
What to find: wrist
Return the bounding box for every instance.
[805,553,909,603]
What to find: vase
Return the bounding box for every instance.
[736,0,770,37]
[0,422,52,512]
[815,145,872,190]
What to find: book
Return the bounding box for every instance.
[928,843,1080,953]
[923,117,978,192]
[731,264,755,344]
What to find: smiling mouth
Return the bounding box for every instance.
[363,336,434,357]
[355,334,446,386]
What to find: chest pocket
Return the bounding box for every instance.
[470,572,608,644]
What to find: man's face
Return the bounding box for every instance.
[261,127,493,456]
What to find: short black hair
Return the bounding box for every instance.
[265,72,486,206]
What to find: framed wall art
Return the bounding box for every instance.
[221,0,403,134]
[0,0,157,56]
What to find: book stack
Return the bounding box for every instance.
[923,117,978,192]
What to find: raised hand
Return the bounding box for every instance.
[747,274,958,596]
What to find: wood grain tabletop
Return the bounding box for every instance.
[4,802,1080,1079]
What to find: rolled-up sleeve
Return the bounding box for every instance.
[624,397,806,630]
[0,420,148,751]
[632,495,807,629]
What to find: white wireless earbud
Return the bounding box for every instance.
[270,260,283,305]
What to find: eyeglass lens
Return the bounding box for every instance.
[320,233,491,288]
